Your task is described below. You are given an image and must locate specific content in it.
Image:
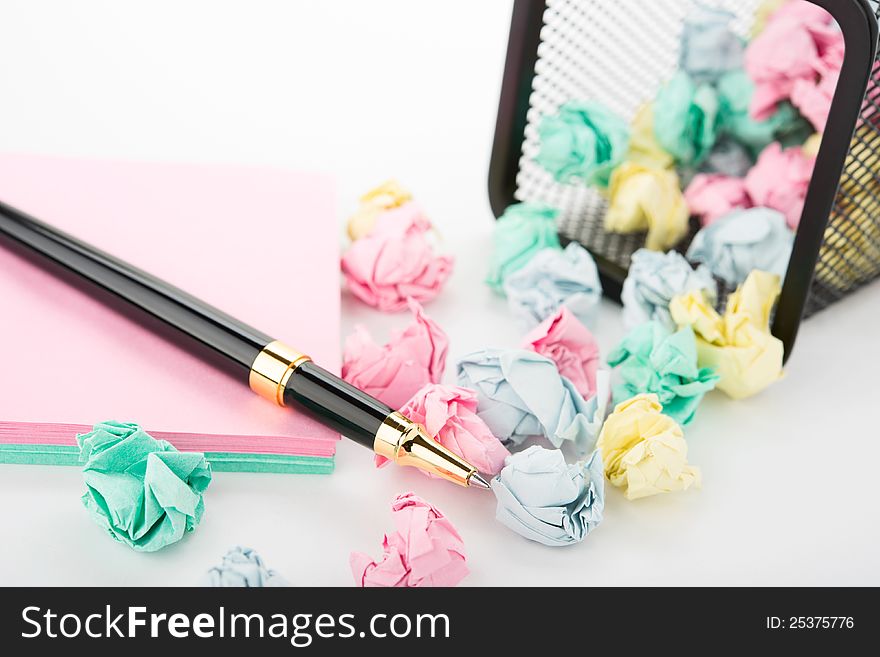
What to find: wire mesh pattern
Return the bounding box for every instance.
[806,3,880,313]
[513,0,880,316]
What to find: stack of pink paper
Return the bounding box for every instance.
[0,154,340,474]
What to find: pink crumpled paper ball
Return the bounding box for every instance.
[520,306,600,400]
[350,492,468,587]
[746,1,843,125]
[342,298,448,409]
[744,141,815,229]
[341,202,454,312]
[791,68,839,133]
[383,384,510,476]
[684,173,752,226]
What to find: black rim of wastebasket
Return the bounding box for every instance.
[488,0,879,362]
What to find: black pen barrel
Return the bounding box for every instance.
[0,200,271,373]
[283,362,392,448]
[0,199,484,487]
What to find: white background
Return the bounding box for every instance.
[0,0,878,586]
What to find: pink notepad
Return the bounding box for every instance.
[0,153,339,456]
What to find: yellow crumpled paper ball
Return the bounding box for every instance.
[346,180,413,241]
[670,270,784,399]
[815,190,880,290]
[627,105,675,170]
[749,0,787,38]
[802,133,822,158]
[597,393,701,501]
[605,161,690,251]
[812,125,880,290]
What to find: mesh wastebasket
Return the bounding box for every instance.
[489,0,880,359]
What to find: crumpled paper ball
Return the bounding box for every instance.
[745,1,843,123]
[342,298,448,409]
[201,546,290,587]
[350,492,468,587]
[597,394,701,500]
[607,321,719,425]
[813,129,880,288]
[535,101,630,187]
[388,384,510,476]
[77,421,212,552]
[791,66,838,133]
[717,70,810,157]
[698,138,754,178]
[491,446,604,547]
[521,306,600,400]
[346,180,413,241]
[621,248,717,331]
[457,348,609,454]
[341,202,453,311]
[684,173,751,226]
[802,132,822,157]
[503,242,602,329]
[750,0,787,38]
[679,5,744,85]
[627,104,675,169]
[486,202,561,293]
[745,142,815,229]
[686,206,794,287]
[653,71,719,165]
[815,188,880,290]
[605,161,690,251]
[670,270,784,399]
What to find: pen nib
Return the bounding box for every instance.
[468,472,491,490]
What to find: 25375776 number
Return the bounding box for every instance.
[766,616,854,629]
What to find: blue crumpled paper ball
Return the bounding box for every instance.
[503,242,602,330]
[201,546,290,587]
[485,202,562,293]
[679,5,744,85]
[491,445,604,547]
[698,138,754,178]
[456,348,606,454]
[535,101,630,187]
[77,421,212,552]
[686,206,794,287]
[607,321,719,426]
[621,248,717,331]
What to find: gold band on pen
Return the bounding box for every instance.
[249,340,311,406]
[374,411,477,487]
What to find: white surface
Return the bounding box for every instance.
[0,0,878,586]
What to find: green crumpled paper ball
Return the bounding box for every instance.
[486,202,561,294]
[77,421,212,552]
[716,70,812,157]
[607,321,719,426]
[536,101,630,187]
[653,71,719,166]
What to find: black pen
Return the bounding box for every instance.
[0,200,490,490]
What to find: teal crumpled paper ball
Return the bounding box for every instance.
[77,421,212,552]
[653,71,719,166]
[607,321,719,425]
[491,446,604,547]
[536,101,629,187]
[486,202,561,293]
[716,71,811,157]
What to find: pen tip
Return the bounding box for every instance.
[468,472,491,490]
